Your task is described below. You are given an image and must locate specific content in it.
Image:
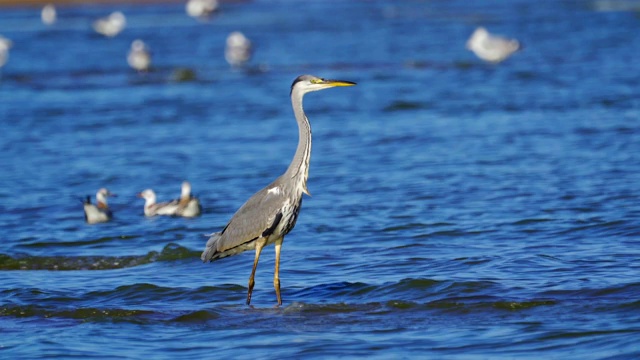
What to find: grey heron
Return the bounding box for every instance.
[83,188,115,224]
[201,75,356,306]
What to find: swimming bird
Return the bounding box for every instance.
[137,189,180,217]
[201,75,356,306]
[466,27,520,63]
[175,181,202,218]
[41,4,57,25]
[225,31,252,68]
[127,39,151,72]
[0,35,12,69]
[93,11,126,38]
[186,0,219,20]
[83,188,115,224]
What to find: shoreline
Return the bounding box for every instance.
[0,0,184,7]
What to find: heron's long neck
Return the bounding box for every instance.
[284,91,311,195]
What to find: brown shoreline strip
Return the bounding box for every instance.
[0,0,184,8]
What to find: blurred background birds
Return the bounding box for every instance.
[127,39,151,72]
[186,0,219,20]
[83,188,115,224]
[225,31,252,67]
[466,26,520,63]
[41,4,56,26]
[93,11,126,38]
[0,35,11,69]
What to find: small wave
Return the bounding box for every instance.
[0,304,155,321]
[5,280,639,325]
[0,243,198,270]
[511,218,554,226]
[20,235,141,248]
[0,298,556,325]
[172,309,221,322]
[382,100,430,112]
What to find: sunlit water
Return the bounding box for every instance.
[1,0,640,358]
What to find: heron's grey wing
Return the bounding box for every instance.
[201,186,286,261]
[201,231,222,261]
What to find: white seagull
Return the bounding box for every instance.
[225,31,252,67]
[83,188,115,224]
[137,189,180,217]
[93,11,126,38]
[41,4,57,25]
[175,181,202,218]
[0,35,12,69]
[127,40,151,72]
[466,27,520,64]
[186,0,219,20]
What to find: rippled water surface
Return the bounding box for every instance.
[1,0,640,358]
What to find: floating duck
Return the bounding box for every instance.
[225,31,252,67]
[83,188,115,224]
[127,39,151,72]
[176,181,202,217]
[137,189,180,217]
[466,27,520,64]
[93,11,126,38]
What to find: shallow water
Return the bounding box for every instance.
[1,0,640,358]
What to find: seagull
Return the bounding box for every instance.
[466,27,520,63]
[93,11,126,38]
[225,31,252,67]
[41,4,57,25]
[0,35,12,69]
[186,0,219,20]
[83,188,115,224]
[137,189,180,217]
[175,181,202,218]
[127,40,151,72]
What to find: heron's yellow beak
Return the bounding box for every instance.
[323,79,357,87]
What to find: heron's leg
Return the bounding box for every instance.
[274,237,284,306]
[247,238,266,305]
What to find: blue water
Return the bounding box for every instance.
[1,0,640,358]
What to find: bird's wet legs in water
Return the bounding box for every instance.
[274,238,283,306]
[247,239,266,305]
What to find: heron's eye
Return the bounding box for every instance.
[310,78,323,84]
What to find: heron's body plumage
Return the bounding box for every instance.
[202,178,301,261]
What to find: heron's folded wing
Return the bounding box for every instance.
[207,187,286,257]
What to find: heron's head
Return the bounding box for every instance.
[290,75,356,96]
